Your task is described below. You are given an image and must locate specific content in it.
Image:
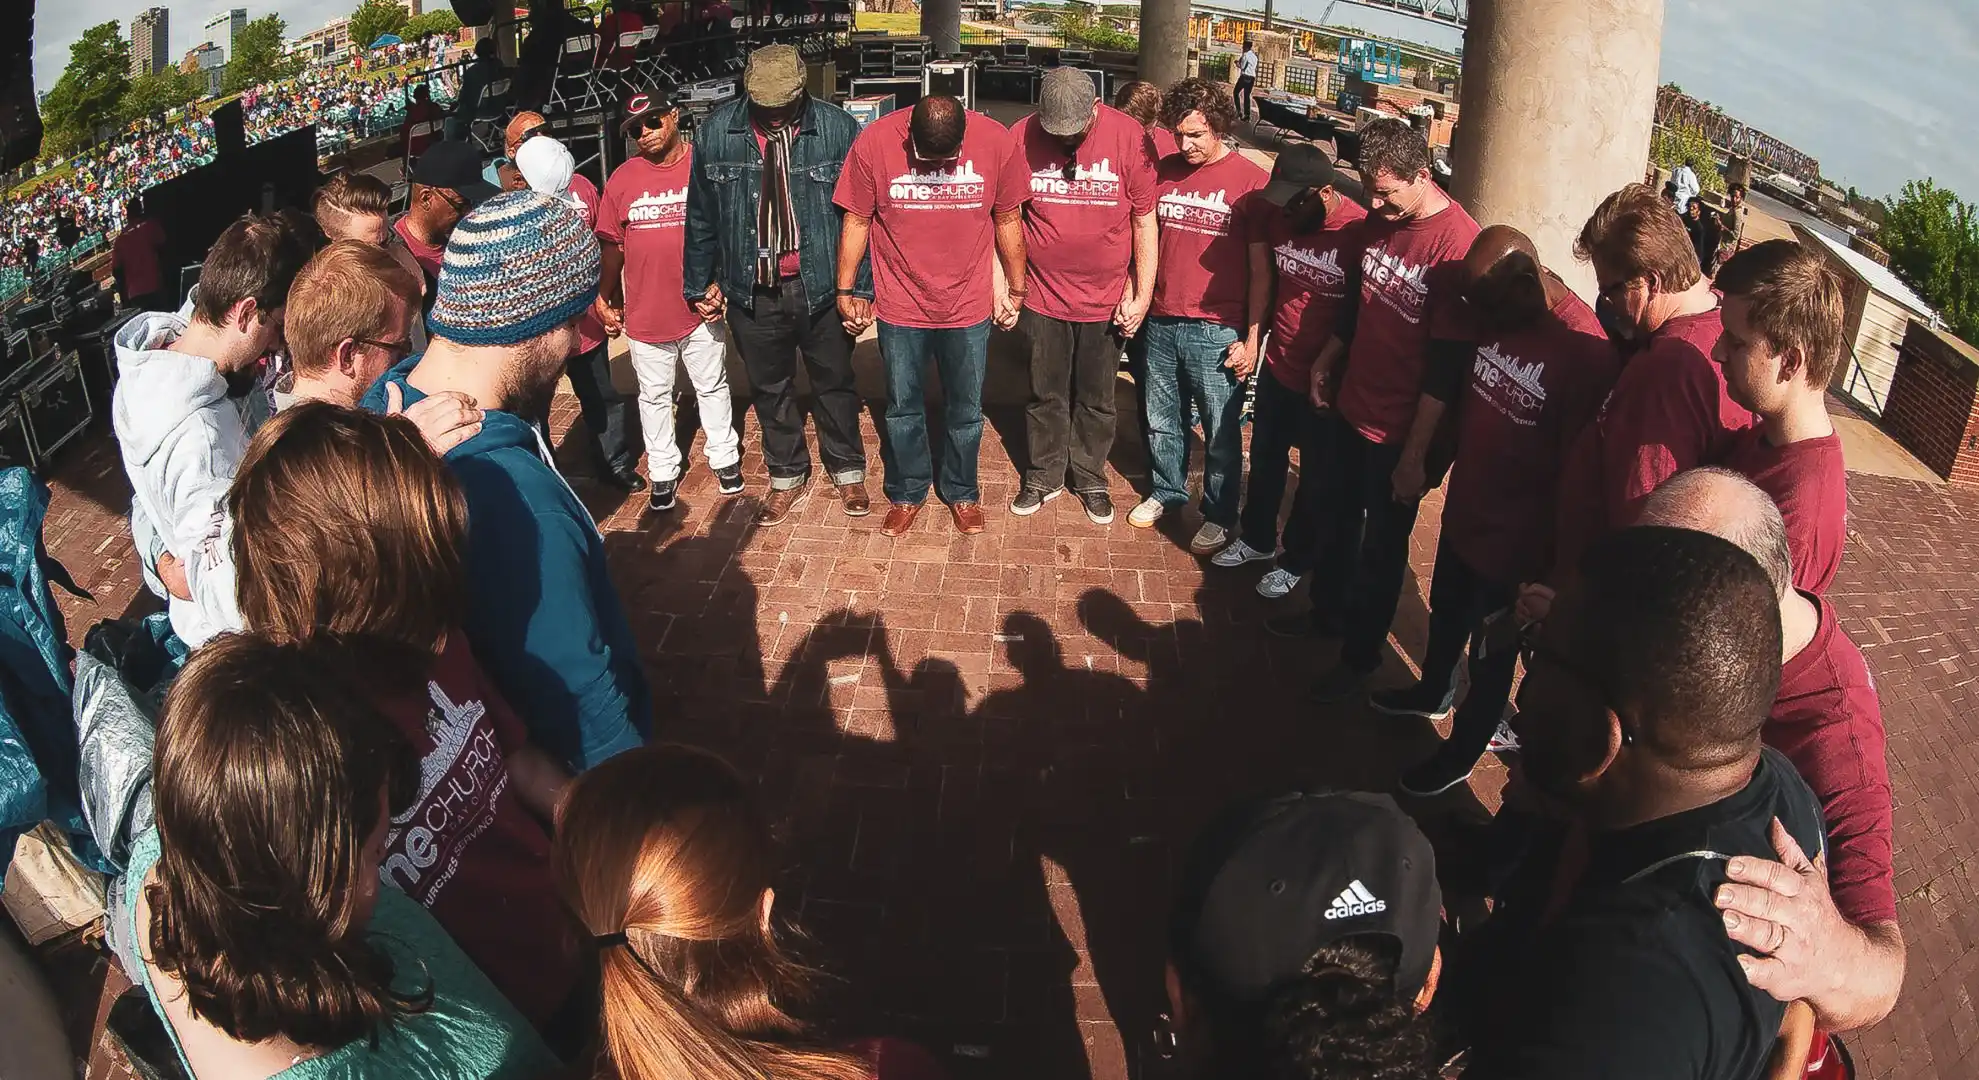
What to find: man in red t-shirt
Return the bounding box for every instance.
[1129,78,1270,554]
[1374,227,1619,797]
[515,129,642,493]
[1009,68,1158,526]
[1638,469,1904,1035]
[1713,240,1851,595]
[1278,120,1479,706]
[1212,144,1364,599]
[392,140,498,297]
[112,197,170,311]
[834,95,1030,537]
[598,91,742,512]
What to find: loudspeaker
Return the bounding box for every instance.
[210,100,246,157]
[0,0,41,170]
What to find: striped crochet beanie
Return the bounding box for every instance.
[428,190,600,347]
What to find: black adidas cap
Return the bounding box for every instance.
[1169,790,1441,1006]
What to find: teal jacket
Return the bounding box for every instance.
[363,357,649,770]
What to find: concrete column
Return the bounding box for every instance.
[922,0,961,56]
[1139,0,1191,89]
[1451,0,1665,298]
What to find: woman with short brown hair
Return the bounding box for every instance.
[229,401,583,1040]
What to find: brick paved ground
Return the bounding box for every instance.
[36,366,1977,1080]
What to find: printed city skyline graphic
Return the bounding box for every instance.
[891,160,984,185]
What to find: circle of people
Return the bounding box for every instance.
[100,40,1897,1080]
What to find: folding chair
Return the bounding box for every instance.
[545,33,603,114]
[466,78,514,154]
[599,30,646,99]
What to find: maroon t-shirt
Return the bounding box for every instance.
[1598,307,1759,528]
[113,218,166,298]
[1722,427,1848,595]
[392,214,446,282]
[751,123,804,280]
[1767,594,1896,927]
[1335,201,1481,445]
[1149,126,1179,161]
[1263,199,1367,391]
[1442,291,1621,586]
[567,171,608,352]
[848,1037,951,1080]
[1011,105,1157,323]
[1149,149,1270,328]
[599,151,702,344]
[834,108,1030,329]
[375,633,579,1028]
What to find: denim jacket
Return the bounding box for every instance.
[682,96,873,313]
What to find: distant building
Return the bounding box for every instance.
[292,17,353,59]
[178,44,224,75]
[205,8,248,63]
[398,0,424,16]
[131,7,170,77]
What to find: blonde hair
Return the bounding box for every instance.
[283,241,420,379]
[553,745,872,1080]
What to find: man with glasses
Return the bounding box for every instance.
[1005,66,1158,526]
[1366,226,1618,797]
[835,93,1031,536]
[684,44,875,527]
[1447,524,1826,1080]
[598,90,743,512]
[393,140,499,299]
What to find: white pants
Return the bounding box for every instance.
[628,321,741,482]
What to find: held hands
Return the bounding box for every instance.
[1112,291,1149,338]
[837,294,875,336]
[155,551,192,602]
[993,287,1024,331]
[1223,338,1257,381]
[1308,364,1334,410]
[690,283,726,323]
[1391,455,1427,504]
[593,295,624,337]
[387,382,484,456]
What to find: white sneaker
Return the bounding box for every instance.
[1128,496,1166,529]
[1256,567,1303,599]
[1189,522,1231,554]
[1486,718,1521,754]
[1211,538,1274,568]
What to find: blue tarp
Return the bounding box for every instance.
[368,33,404,48]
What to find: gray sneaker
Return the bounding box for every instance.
[1078,490,1115,524]
[1011,487,1062,516]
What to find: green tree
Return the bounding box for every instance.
[404,10,463,40]
[38,21,131,158]
[1649,121,1724,197]
[349,0,410,52]
[121,68,205,124]
[1879,179,1979,343]
[223,15,301,93]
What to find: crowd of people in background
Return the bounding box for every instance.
[61,32,1905,1080]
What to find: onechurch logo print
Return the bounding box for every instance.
[888,160,987,208]
[1323,880,1388,920]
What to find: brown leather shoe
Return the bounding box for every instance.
[881,502,922,537]
[837,481,872,517]
[755,478,811,527]
[950,501,986,534]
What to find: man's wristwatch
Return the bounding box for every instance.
[835,287,859,297]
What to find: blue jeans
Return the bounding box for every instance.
[1141,316,1246,526]
[877,319,992,506]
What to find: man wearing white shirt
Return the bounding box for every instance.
[1670,157,1701,213]
[1235,39,1260,122]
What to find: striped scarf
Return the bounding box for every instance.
[756,121,799,288]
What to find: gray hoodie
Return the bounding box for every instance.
[110,312,260,646]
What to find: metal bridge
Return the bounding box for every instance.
[1189,1,1465,63]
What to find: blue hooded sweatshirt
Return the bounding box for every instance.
[362,356,649,770]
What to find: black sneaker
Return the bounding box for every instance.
[715,464,744,495]
[602,466,648,493]
[1369,681,1456,721]
[1264,610,1343,640]
[1078,490,1114,524]
[1010,487,1061,516]
[1398,746,1481,798]
[648,479,679,512]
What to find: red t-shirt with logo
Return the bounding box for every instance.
[1442,291,1620,586]
[1599,307,1758,528]
[375,632,579,1027]
[567,171,608,352]
[1766,593,1895,926]
[392,214,446,282]
[1011,105,1157,323]
[1722,427,1847,595]
[1149,149,1270,328]
[834,108,1030,329]
[1263,199,1367,391]
[752,123,805,280]
[1149,125,1179,162]
[599,151,702,344]
[1335,200,1480,445]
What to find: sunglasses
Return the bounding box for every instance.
[355,336,415,363]
[639,110,675,131]
[1596,276,1639,305]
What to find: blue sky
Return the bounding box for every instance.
[30,0,1979,197]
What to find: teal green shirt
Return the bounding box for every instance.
[121,827,557,1079]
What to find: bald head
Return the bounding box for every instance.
[1463,224,1549,332]
[910,95,966,159]
[1637,467,1793,598]
[1464,224,1538,280]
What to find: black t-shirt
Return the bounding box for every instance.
[1458,747,1825,1080]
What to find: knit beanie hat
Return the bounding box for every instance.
[428,190,600,347]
